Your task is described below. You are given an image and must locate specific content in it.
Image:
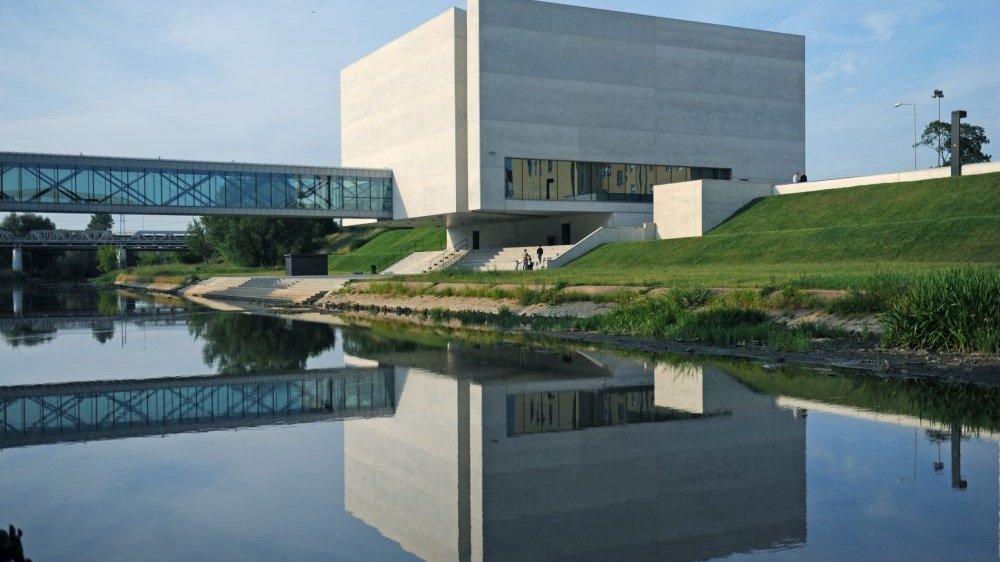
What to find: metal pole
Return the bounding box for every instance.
[894,102,917,170]
[937,96,942,167]
[933,89,944,167]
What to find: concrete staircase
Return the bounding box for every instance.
[381,248,468,275]
[190,277,350,306]
[450,245,573,271]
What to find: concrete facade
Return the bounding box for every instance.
[341,8,468,220]
[341,0,805,249]
[654,179,773,239]
[469,0,804,212]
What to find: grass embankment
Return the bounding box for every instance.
[328,227,444,273]
[95,263,283,286]
[413,173,1000,288]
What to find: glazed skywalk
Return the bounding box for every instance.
[0,152,393,219]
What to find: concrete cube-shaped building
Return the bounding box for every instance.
[342,0,804,250]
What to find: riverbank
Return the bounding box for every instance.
[145,275,1000,387]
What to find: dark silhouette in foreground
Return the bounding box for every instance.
[0,523,31,562]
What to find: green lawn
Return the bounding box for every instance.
[95,262,284,285]
[410,173,1000,288]
[328,227,445,273]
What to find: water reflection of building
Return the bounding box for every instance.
[344,349,806,562]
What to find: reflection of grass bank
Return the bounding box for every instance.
[720,358,1000,434]
[332,315,1000,433]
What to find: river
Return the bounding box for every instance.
[1,285,998,561]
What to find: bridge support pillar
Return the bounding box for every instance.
[12,246,23,272]
[13,287,23,317]
[117,247,127,269]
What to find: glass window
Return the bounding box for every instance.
[0,165,17,200]
[504,157,728,203]
[192,172,210,206]
[210,174,226,207]
[300,176,316,209]
[72,168,91,202]
[239,174,255,208]
[38,167,58,203]
[221,174,238,207]
[331,177,343,209]
[94,169,110,203]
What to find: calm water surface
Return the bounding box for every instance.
[1,285,998,561]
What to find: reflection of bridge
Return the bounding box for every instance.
[0,367,395,449]
[0,313,188,334]
[0,151,393,219]
[0,230,187,250]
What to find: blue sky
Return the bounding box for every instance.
[0,0,996,230]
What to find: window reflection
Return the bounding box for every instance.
[504,157,731,203]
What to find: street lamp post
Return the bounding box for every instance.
[894,102,917,170]
[932,89,944,167]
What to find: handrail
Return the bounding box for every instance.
[428,238,468,270]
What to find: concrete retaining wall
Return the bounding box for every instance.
[654,180,773,239]
[546,225,656,269]
[773,161,1000,195]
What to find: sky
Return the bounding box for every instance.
[0,0,997,230]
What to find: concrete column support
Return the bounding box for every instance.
[12,246,23,272]
[116,247,128,269]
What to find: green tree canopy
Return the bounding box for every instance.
[86,212,114,232]
[201,216,336,267]
[184,218,216,263]
[919,120,992,166]
[1,212,56,236]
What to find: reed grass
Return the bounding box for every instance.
[882,267,1000,353]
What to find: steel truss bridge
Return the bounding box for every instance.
[0,151,393,219]
[0,367,396,449]
[0,229,187,250]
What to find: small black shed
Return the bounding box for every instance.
[284,254,328,276]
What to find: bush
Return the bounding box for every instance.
[881,267,1000,353]
[830,272,911,315]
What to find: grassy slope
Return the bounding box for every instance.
[328,227,445,273]
[418,173,1000,288]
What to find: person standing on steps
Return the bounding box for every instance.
[536,246,544,269]
[792,172,800,183]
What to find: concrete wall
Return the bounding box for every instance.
[446,212,616,249]
[654,179,773,239]
[467,0,804,214]
[341,8,468,220]
[546,224,657,269]
[774,161,1000,195]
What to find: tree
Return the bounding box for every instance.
[86,212,114,232]
[184,218,216,263]
[0,212,56,236]
[96,245,119,273]
[1,213,59,275]
[201,216,336,267]
[919,120,992,166]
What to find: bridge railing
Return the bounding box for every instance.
[0,229,188,248]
